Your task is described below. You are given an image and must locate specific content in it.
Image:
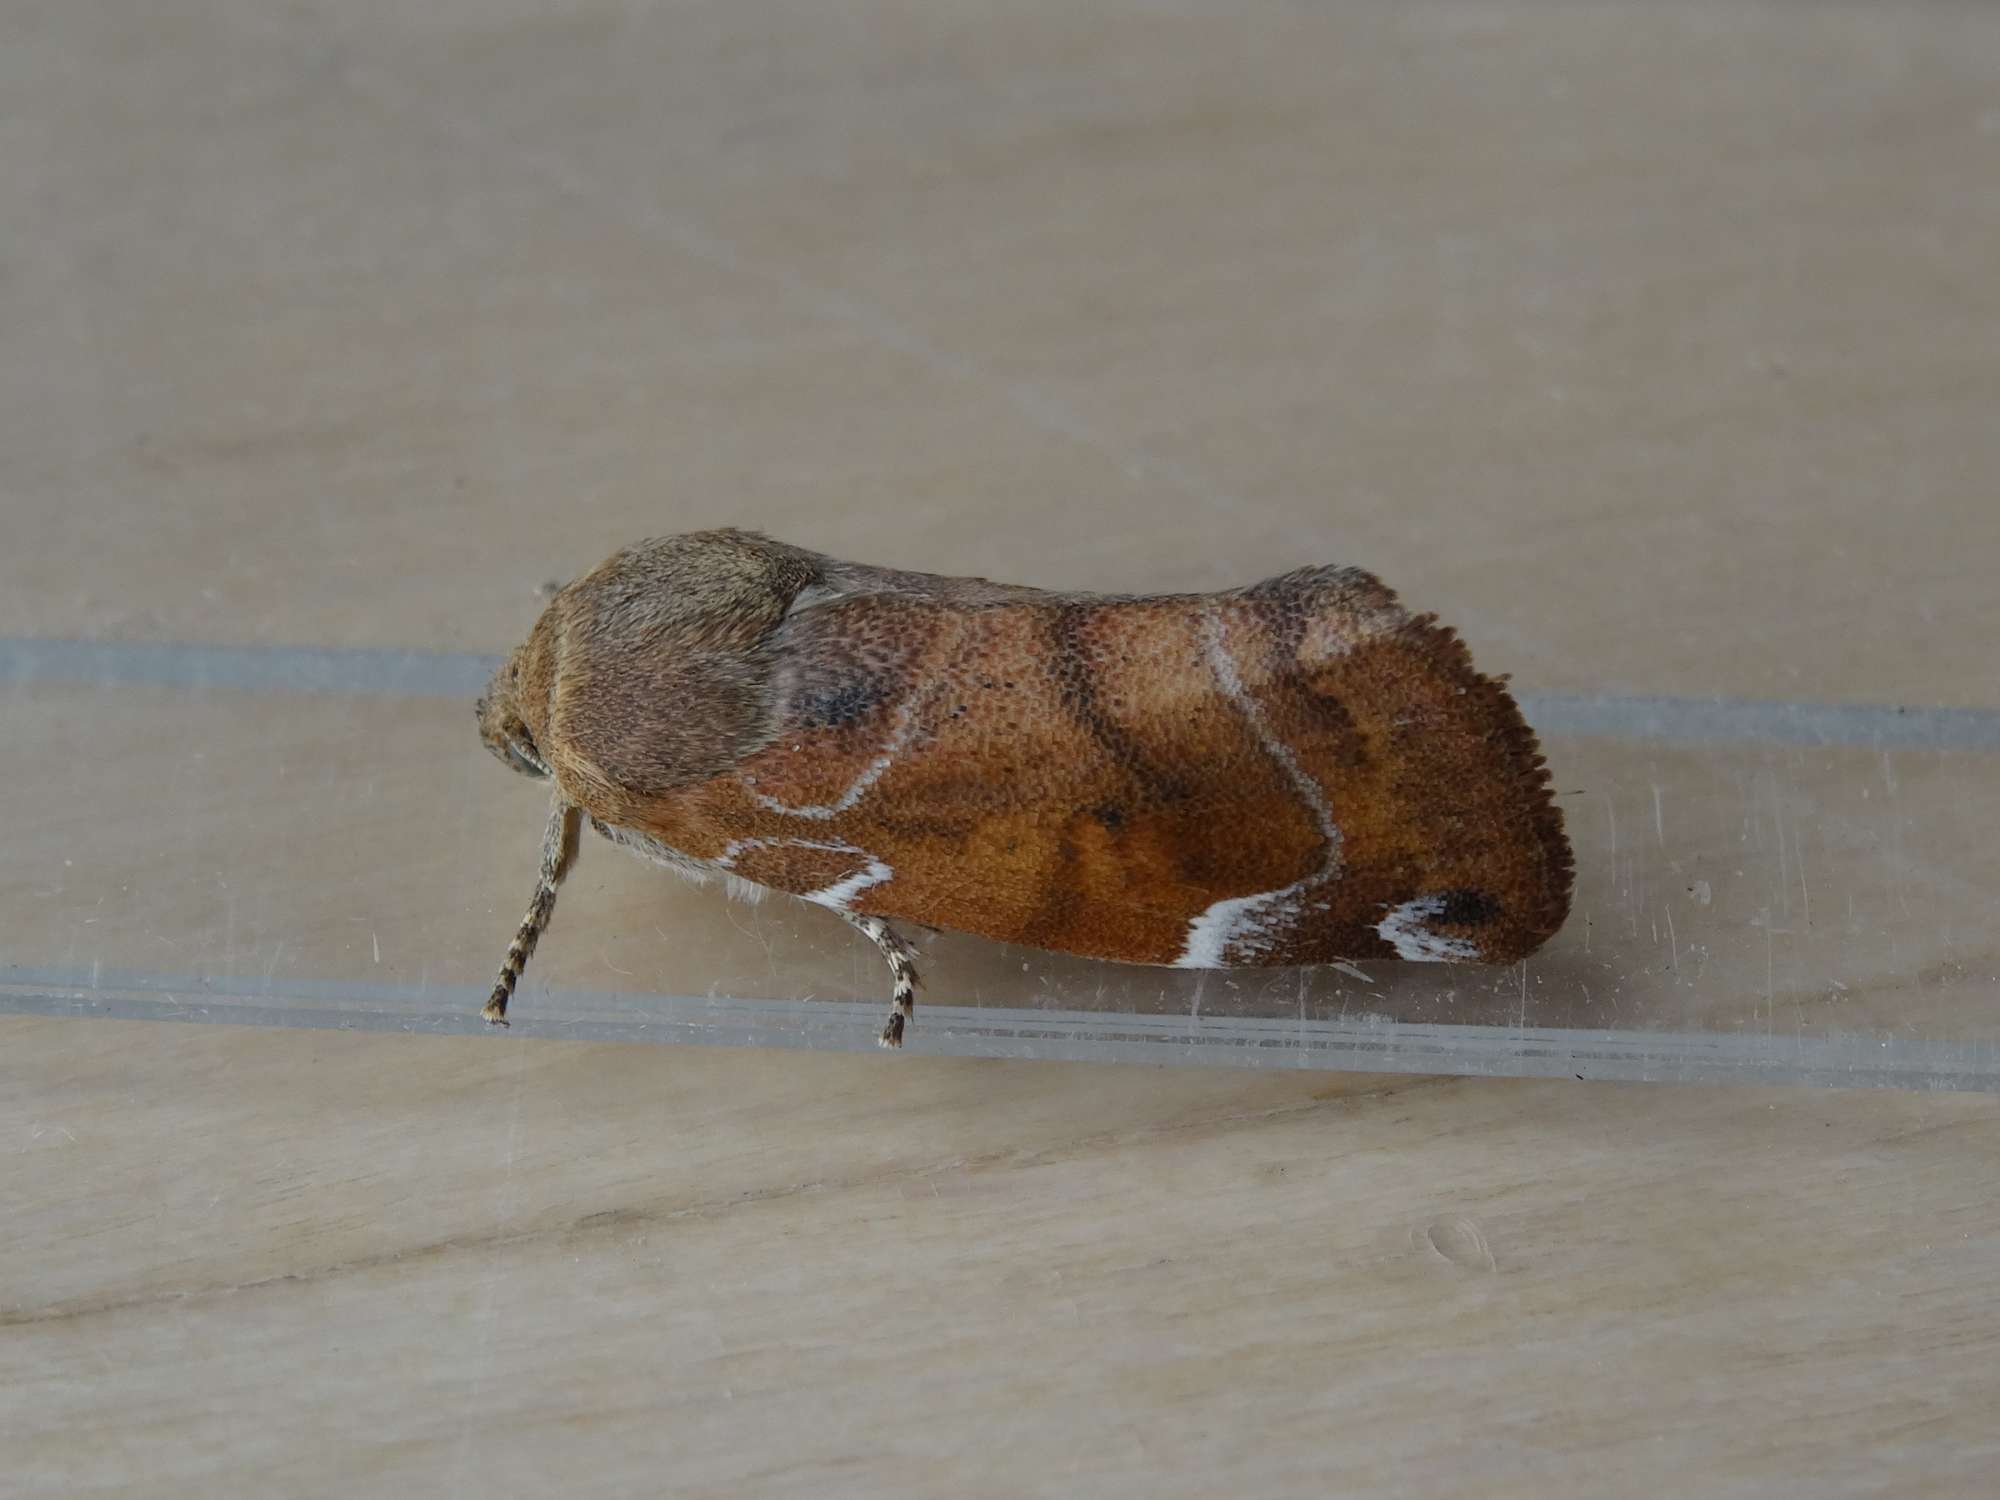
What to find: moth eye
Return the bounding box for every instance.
[510,664,520,683]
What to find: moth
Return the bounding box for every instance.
[477,529,1573,1046]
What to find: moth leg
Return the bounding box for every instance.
[842,913,921,1048]
[483,799,582,1026]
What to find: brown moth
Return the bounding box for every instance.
[477,529,1573,1046]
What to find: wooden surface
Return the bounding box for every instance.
[5,1,2000,1493]
[7,1023,1998,1496]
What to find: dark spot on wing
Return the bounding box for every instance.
[795,672,886,729]
[1430,888,1501,926]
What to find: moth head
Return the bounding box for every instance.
[477,644,553,781]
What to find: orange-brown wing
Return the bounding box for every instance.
[635,569,1571,967]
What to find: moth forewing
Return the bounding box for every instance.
[477,530,1573,1048]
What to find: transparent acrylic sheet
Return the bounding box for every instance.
[8,639,1996,1091]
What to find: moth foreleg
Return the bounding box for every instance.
[483,799,582,1026]
[842,913,921,1048]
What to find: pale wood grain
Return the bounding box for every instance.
[4,1019,1996,1497]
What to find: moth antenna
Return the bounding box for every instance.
[484,798,582,1026]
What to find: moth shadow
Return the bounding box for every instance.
[916,931,1625,1034]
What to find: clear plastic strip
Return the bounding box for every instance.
[12,639,1997,1092]
[2,968,1992,1091]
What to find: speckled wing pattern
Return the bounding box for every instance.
[626,566,1572,969]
